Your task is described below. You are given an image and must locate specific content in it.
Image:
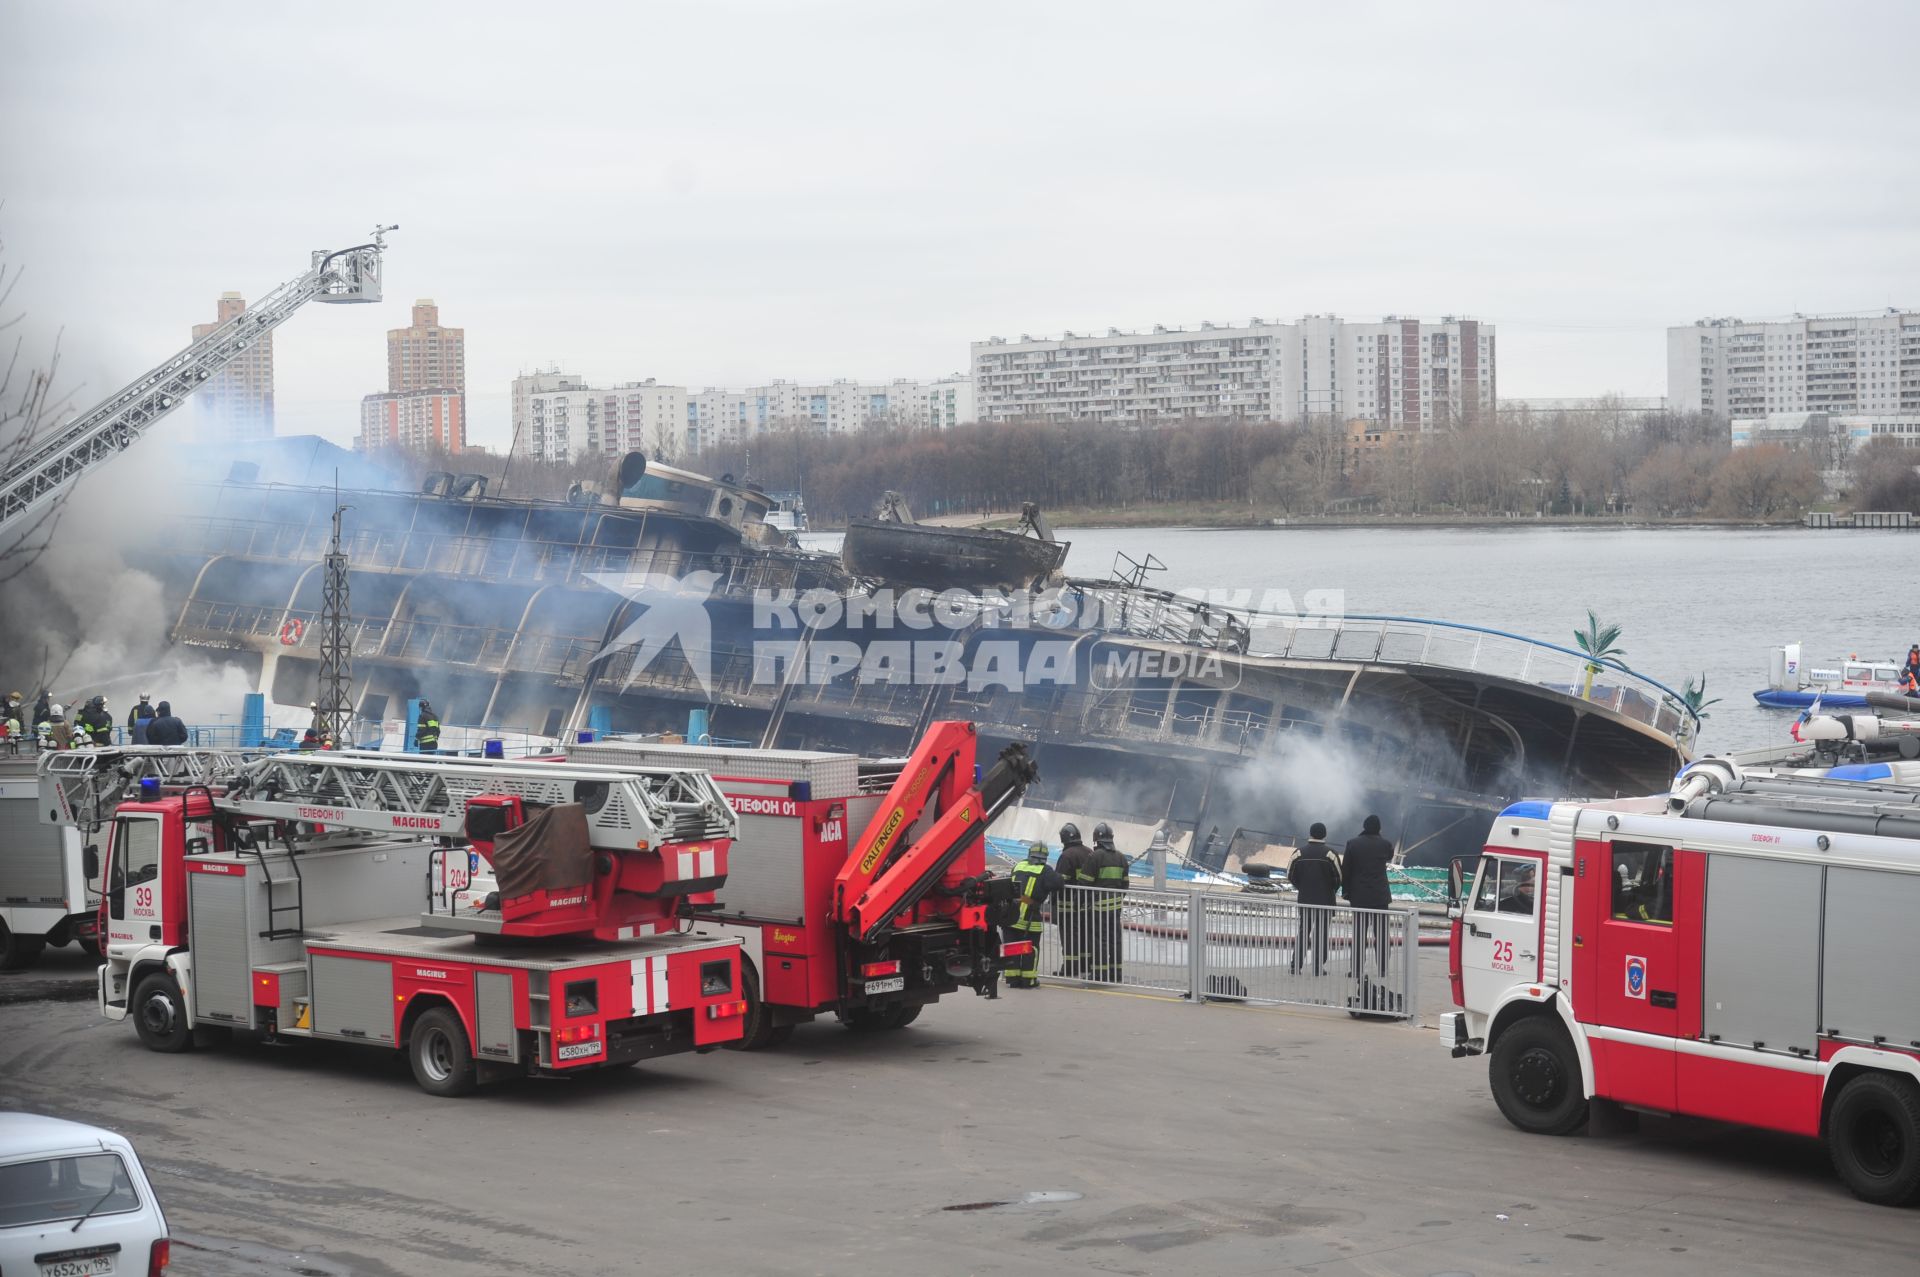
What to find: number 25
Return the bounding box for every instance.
[1492,940,1513,964]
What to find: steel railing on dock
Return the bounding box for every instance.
[1033,883,1419,1021]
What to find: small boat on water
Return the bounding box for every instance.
[1754,643,1912,708]
[841,492,1069,591]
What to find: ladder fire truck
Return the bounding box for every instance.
[3,747,254,968]
[73,750,750,1095]
[406,721,1040,1048]
[1443,767,1920,1205]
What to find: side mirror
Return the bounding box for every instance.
[1447,856,1471,909]
[84,844,100,880]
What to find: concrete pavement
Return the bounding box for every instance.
[1,952,1912,1276]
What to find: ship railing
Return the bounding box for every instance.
[162,515,833,594]
[1061,582,1698,746]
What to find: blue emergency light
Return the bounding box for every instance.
[139,777,160,800]
[483,739,505,759]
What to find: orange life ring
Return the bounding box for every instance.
[280,617,306,645]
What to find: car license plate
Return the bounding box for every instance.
[41,1257,115,1277]
[556,1040,603,1061]
[864,976,905,994]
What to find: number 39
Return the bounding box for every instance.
[134,886,153,909]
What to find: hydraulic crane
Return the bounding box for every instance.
[0,227,393,540]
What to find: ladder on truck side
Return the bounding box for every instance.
[38,746,260,828]
[220,752,736,845]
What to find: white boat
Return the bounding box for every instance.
[1754,643,1910,708]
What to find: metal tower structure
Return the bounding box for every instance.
[317,499,353,745]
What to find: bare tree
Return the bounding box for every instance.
[0,232,77,585]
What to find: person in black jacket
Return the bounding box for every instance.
[1052,823,1094,977]
[75,696,115,746]
[1287,823,1342,976]
[1342,814,1396,977]
[144,700,189,746]
[126,693,157,744]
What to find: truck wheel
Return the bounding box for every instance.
[726,964,780,1051]
[131,972,193,1053]
[408,1007,477,1098]
[1828,1073,1920,1206]
[0,919,47,971]
[1489,1016,1588,1136]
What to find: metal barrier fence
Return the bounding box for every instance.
[1032,883,1418,1021]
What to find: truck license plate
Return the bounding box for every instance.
[41,1258,115,1276]
[864,976,905,994]
[556,1040,603,1061]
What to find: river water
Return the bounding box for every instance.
[1050,525,1917,755]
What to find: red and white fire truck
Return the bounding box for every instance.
[449,720,1041,1048]
[78,750,750,1095]
[568,721,1040,1046]
[1443,769,1920,1205]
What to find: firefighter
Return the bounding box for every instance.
[1082,822,1131,982]
[76,695,114,746]
[40,704,72,751]
[1053,822,1093,977]
[414,699,441,754]
[1287,823,1342,976]
[127,692,157,744]
[31,690,51,736]
[1499,865,1537,915]
[1004,843,1061,988]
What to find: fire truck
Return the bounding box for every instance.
[3,748,253,968]
[1442,768,1920,1205]
[74,750,750,1095]
[426,721,1040,1048]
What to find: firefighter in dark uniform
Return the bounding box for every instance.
[414,700,441,754]
[1053,822,1093,977]
[76,696,115,746]
[1287,822,1342,976]
[1082,822,1131,981]
[1004,843,1061,988]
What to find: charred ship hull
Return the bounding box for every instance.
[140,455,1697,868]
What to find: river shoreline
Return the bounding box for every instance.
[818,507,1819,532]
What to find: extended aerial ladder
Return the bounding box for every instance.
[39,745,261,829]
[0,227,394,540]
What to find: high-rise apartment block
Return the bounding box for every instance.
[511,372,975,463]
[356,390,465,455]
[1668,312,1920,418]
[191,291,274,441]
[971,315,1493,427]
[360,299,468,453]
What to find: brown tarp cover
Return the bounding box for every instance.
[490,802,595,900]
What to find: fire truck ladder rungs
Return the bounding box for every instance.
[37,746,259,829]
[223,752,736,845]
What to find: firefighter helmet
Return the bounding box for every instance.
[1093,821,1115,846]
[1027,842,1049,861]
[1059,821,1082,844]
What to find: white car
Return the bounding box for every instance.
[0,1113,169,1276]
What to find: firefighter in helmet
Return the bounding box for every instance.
[1004,842,1062,988]
[1053,822,1093,977]
[414,699,441,754]
[1081,822,1131,981]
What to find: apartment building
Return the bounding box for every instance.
[970,315,1493,427]
[191,291,274,442]
[1668,311,1920,418]
[514,372,977,461]
[356,390,465,454]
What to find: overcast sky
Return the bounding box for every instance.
[3,1,1916,452]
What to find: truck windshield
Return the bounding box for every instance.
[0,1152,140,1228]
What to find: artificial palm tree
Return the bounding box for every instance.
[1574,609,1626,700]
[1682,674,1722,721]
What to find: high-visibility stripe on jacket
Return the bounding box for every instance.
[1011,860,1050,932]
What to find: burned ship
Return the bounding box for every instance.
[140,445,1699,868]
